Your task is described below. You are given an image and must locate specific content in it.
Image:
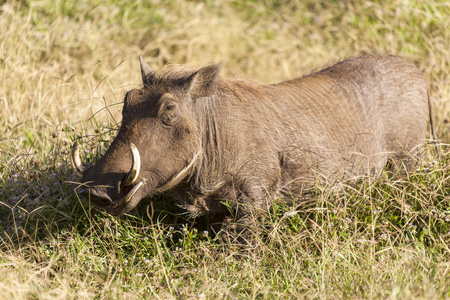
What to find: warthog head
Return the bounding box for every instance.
[71,56,222,215]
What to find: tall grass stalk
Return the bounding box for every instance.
[1,0,449,298]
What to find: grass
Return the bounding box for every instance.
[1,0,450,298]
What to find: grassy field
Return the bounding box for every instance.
[1,0,450,298]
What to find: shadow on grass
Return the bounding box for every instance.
[2,148,450,260]
[0,166,225,253]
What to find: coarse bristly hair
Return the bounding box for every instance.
[175,56,434,218]
[79,55,436,244]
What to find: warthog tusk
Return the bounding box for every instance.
[124,181,143,204]
[153,150,201,194]
[70,142,84,176]
[122,143,141,186]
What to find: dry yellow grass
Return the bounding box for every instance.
[1,1,448,142]
[1,0,450,298]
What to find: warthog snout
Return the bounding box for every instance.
[80,189,112,207]
[72,142,144,214]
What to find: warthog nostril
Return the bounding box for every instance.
[80,189,112,207]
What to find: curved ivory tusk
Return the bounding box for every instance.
[112,181,144,208]
[70,142,84,176]
[124,181,143,204]
[122,143,141,186]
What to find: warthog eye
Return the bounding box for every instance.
[165,103,176,111]
[161,103,179,126]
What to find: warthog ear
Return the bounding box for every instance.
[139,55,155,86]
[187,63,222,100]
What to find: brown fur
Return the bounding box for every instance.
[78,55,432,243]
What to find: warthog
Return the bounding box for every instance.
[72,55,436,242]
